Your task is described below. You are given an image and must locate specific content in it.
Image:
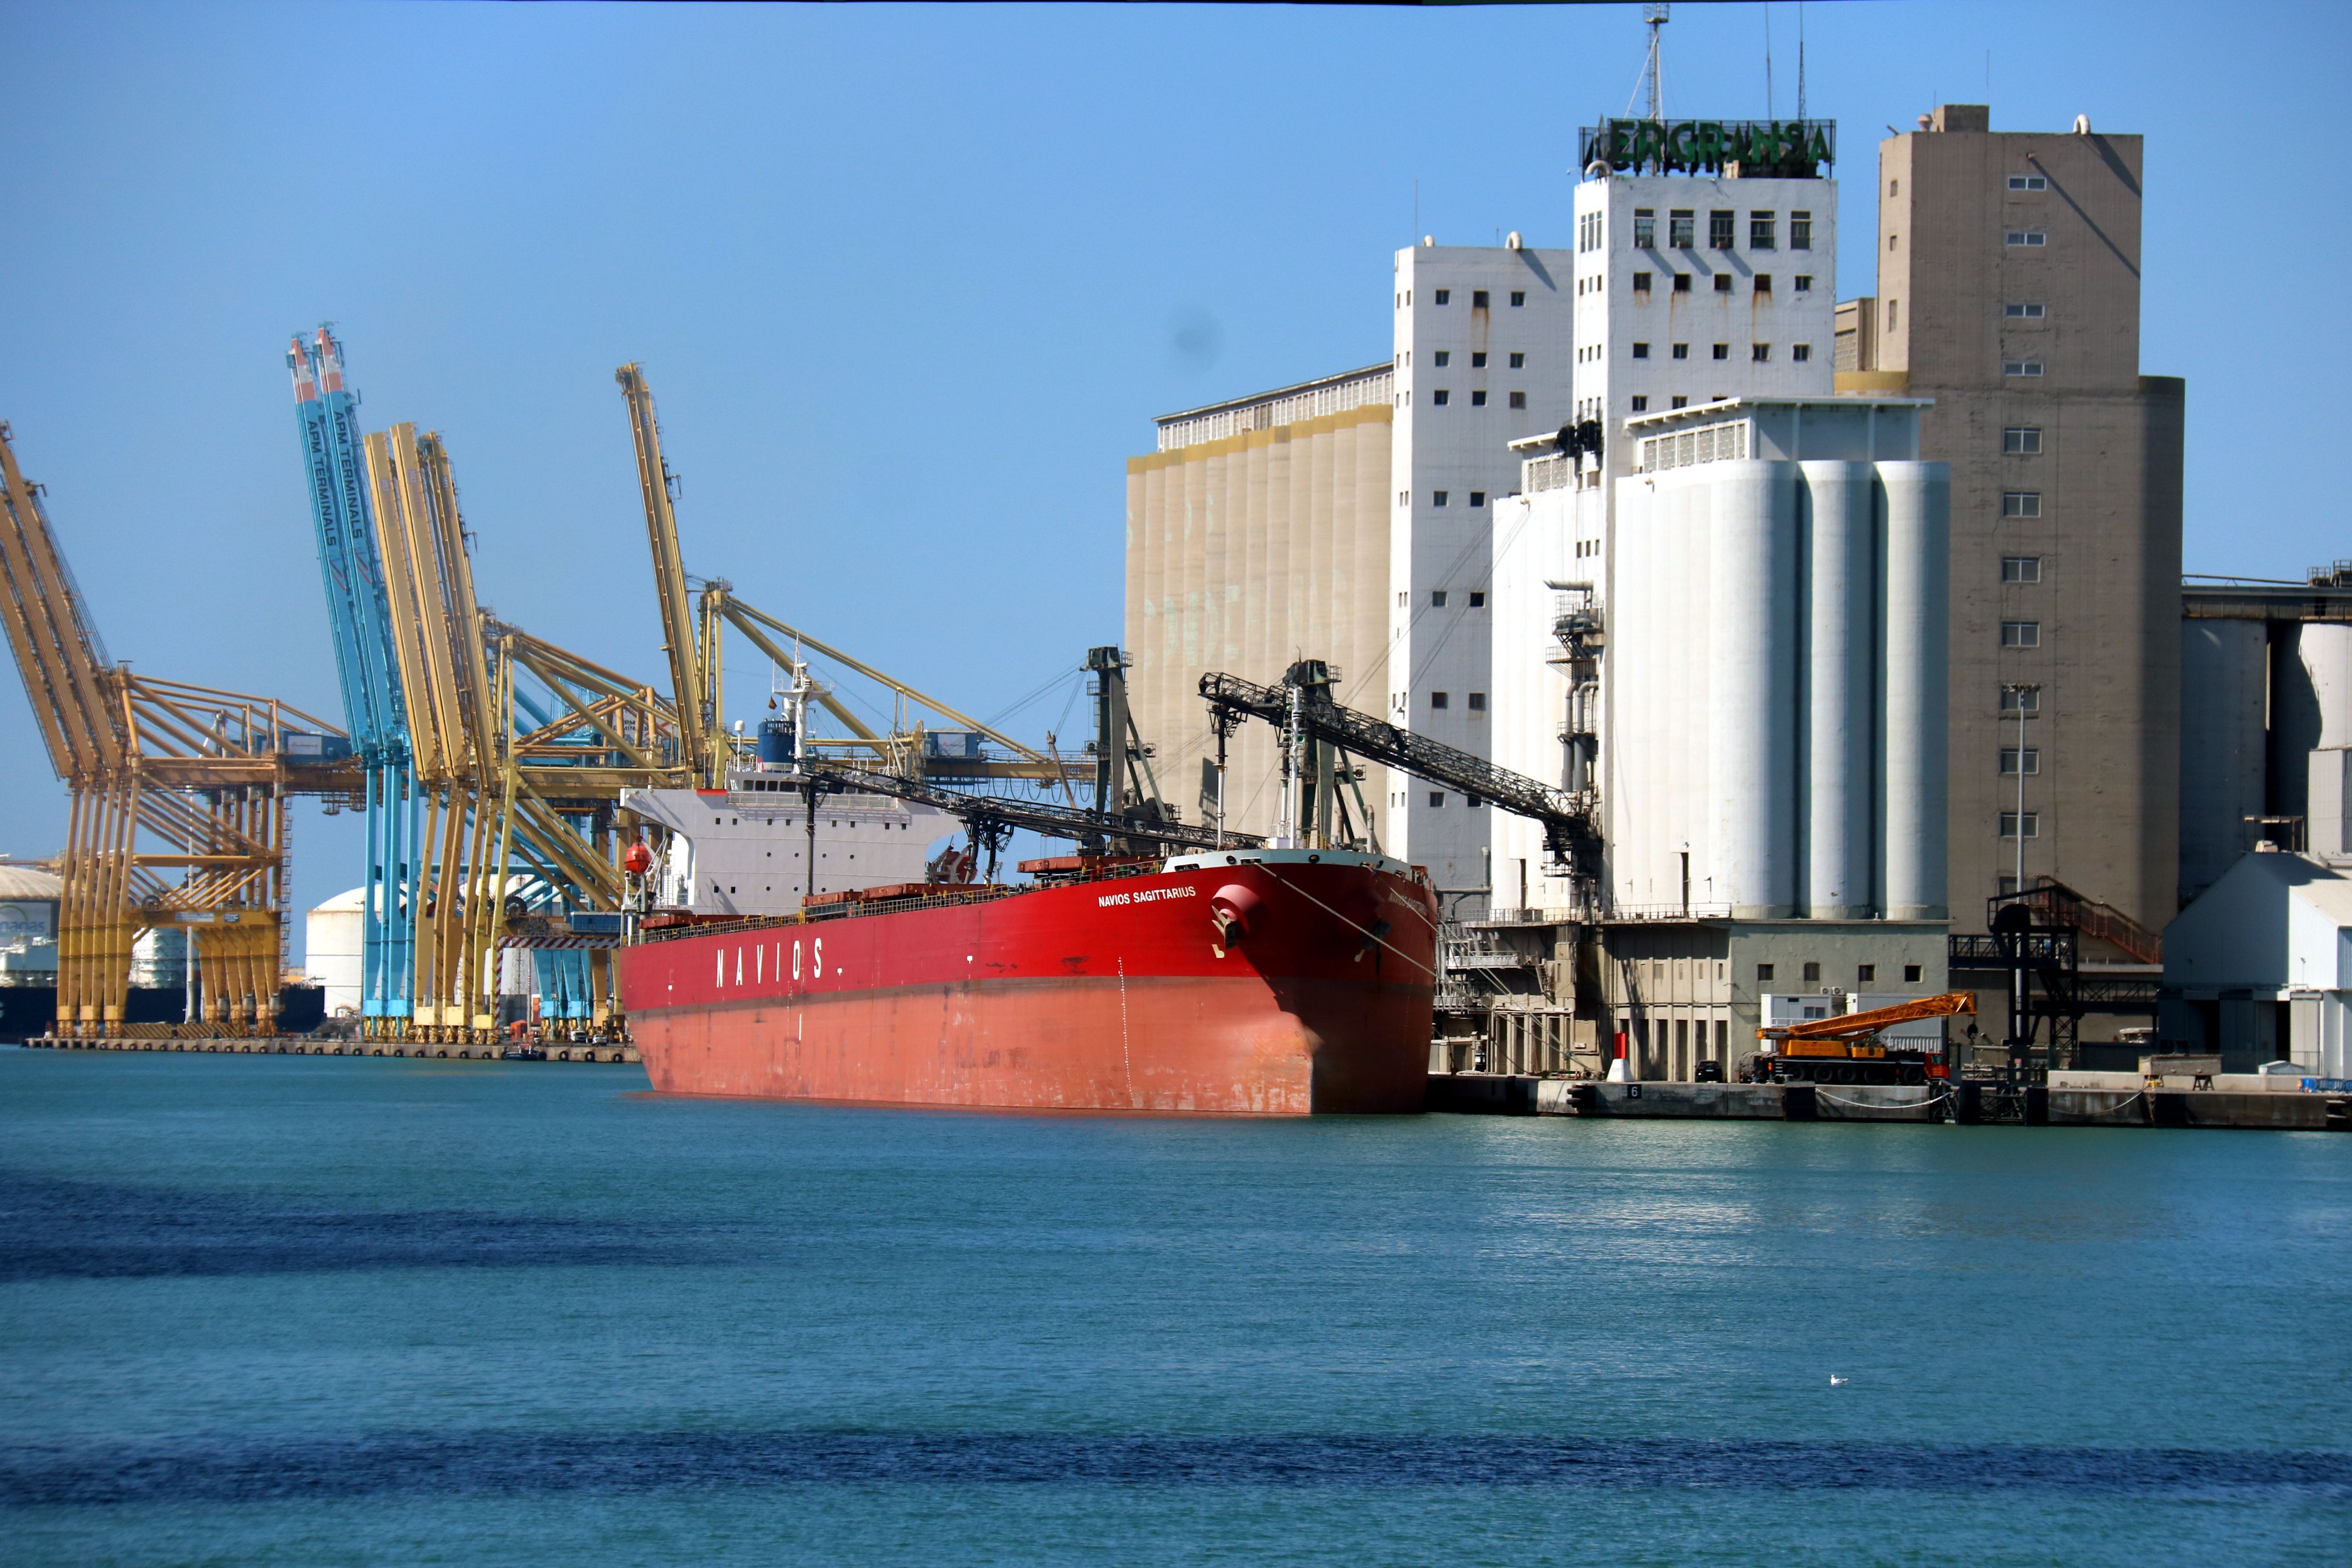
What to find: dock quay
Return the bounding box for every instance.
[18,1036,640,1065]
[1428,1072,2352,1130]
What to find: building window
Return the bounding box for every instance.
[1904,963,1923,983]
[1467,693,1487,712]
[1430,692,1450,710]
[1432,389,1450,405]
[2002,492,2043,518]
[2007,173,2049,190]
[2005,230,2048,247]
[1473,290,1490,308]
[1749,211,1776,249]
[1397,591,1408,607]
[1886,298,1899,331]
[1434,288,1451,304]
[1792,344,1812,362]
[1889,233,1899,251]
[1501,390,1523,411]
[1508,352,1525,368]
[1429,792,1446,807]
[1630,395,1649,412]
[1632,342,1651,360]
[2001,556,2043,583]
[1672,343,1689,360]
[1432,490,1449,507]
[1754,274,1772,294]
[1801,961,1822,983]
[1794,274,1814,293]
[1752,344,1772,361]
[2001,620,2041,648]
[2001,748,2042,775]
[1790,211,1812,250]
[1858,965,1876,984]
[1756,962,1775,983]
[1709,209,1734,249]
[2000,812,2041,839]
[1468,492,1486,508]
[1471,390,1488,406]
[1714,273,1733,293]
[1433,350,1450,367]
[1673,273,1692,294]
[2000,687,2041,714]
[1634,208,1656,247]
[1431,590,1448,608]
[1623,272,1647,297]
[2003,427,2043,454]
[1510,291,1525,307]
[1670,209,1695,248]
[1398,491,1409,507]
[1712,343,1729,360]
[2005,302,2046,318]
[1671,395,1689,409]
[1888,178,1899,197]
[2003,360,2044,377]
[1578,213,1600,251]
[1471,351,1487,368]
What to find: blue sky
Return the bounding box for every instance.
[3,1,2346,944]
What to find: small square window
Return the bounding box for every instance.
[1857,965,1876,984]
[1630,395,1648,412]
[1431,590,1447,608]
[1434,288,1451,304]
[2003,427,2043,454]
[1903,963,1923,983]
[1466,692,1486,712]
[1430,692,1449,710]
[1472,290,1489,308]
[2003,360,2045,377]
[1714,273,1733,293]
[2000,687,2041,715]
[1632,342,1651,359]
[2000,812,2040,838]
[2005,230,2047,247]
[1673,273,1692,293]
[1754,274,1772,294]
[1468,492,1485,508]
[1468,591,1485,608]
[2007,173,2048,191]
[1432,389,1450,405]
[1633,271,1652,292]
[1397,591,1408,607]
[2001,620,2041,648]
[1792,344,1812,362]
[1712,344,1729,361]
[1752,344,1771,362]
[1470,351,1487,368]
[2000,748,2042,776]
[1756,962,1776,983]
[1670,395,1689,409]
[1801,961,1821,983]
[1672,342,1689,360]
[1794,274,1814,291]
[2005,302,2046,318]
[1508,352,1525,368]
[1432,490,1449,507]
[1790,212,1812,251]
[2002,491,2043,518]
[1429,791,1446,807]
[1470,389,1487,406]
[1433,350,1450,367]
[2001,556,2042,583]
[1509,291,1525,307]
[1508,391,1525,409]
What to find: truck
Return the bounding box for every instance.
[1751,992,1977,1087]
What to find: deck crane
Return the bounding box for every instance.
[1,420,359,1037]
[1199,661,1602,880]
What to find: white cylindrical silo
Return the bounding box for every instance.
[1801,462,1876,918]
[2301,623,2352,750]
[1614,477,1653,908]
[1708,460,1799,917]
[2179,619,2268,899]
[1681,476,1716,907]
[1879,462,1950,920]
[305,887,366,1018]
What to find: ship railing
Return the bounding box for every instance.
[634,884,1030,943]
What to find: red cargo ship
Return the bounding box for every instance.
[616,848,1437,1115]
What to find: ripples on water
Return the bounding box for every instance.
[3,1050,2348,1565]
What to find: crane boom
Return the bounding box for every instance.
[616,364,711,783]
[1760,991,1976,1043]
[0,422,124,780]
[288,328,404,761]
[807,764,1262,854]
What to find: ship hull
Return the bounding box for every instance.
[617,853,1436,1115]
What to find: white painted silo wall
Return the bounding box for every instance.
[1803,462,1876,918]
[1880,462,1950,920]
[1708,461,1799,917]
[2301,623,2352,750]
[2179,619,2268,899]
[306,889,365,1018]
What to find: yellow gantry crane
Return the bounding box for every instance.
[0,421,360,1037]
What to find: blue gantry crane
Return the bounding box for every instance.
[288,327,415,1030]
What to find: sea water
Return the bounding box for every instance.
[1,1047,2345,1565]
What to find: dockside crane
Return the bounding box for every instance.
[1,420,359,1037]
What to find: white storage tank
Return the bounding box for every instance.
[306,887,365,1019]
[2179,619,2268,899]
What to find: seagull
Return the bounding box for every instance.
[1828,1375,1848,1387]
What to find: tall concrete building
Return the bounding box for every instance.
[1839,104,2185,936]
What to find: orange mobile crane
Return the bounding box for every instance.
[0,421,361,1037]
[1753,992,1977,1086]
